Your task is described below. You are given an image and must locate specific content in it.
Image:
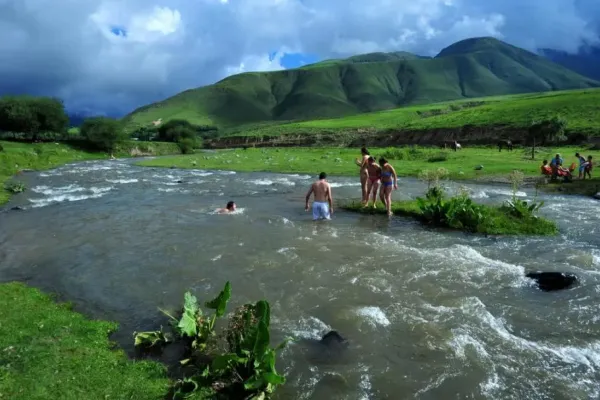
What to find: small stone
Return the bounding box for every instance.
[594,192,600,200]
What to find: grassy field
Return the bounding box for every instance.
[0,282,171,400]
[0,141,180,205]
[342,200,558,235]
[137,145,600,181]
[235,89,600,137]
[123,37,598,133]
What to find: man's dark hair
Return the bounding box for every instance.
[543,159,548,164]
[576,152,580,157]
[319,172,327,180]
[368,156,375,162]
[226,201,235,210]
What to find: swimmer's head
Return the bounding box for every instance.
[542,159,548,165]
[360,147,370,156]
[226,201,236,211]
[319,172,327,180]
[576,152,580,158]
[378,157,388,166]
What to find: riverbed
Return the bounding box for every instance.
[1,159,599,399]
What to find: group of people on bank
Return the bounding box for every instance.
[541,152,593,180]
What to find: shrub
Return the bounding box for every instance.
[4,180,26,193]
[427,152,449,162]
[418,167,449,189]
[80,117,127,152]
[134,282,290,399]
[417,192,487,232]
[177,138,196,154]
[502,198,545,219]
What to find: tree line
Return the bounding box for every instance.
[0,95,205,154]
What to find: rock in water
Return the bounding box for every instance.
[320,331,348,348]
[526,271,577,291]
[594,192,600,200]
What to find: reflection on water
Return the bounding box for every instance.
[1,159,599,399]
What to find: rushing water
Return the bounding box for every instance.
[1,158,599,399]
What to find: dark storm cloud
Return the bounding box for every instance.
[0,0,598,116]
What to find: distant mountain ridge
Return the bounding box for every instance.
[541,45,600,80]
[124,37,599,133]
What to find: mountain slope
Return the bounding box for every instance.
[124,37,599,132]
[541,46,600,80]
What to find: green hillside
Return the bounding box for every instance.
[124,37,599,133]
[235,89,600,138]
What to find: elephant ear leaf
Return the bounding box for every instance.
[178,291,199,337]
[205,281,231,317]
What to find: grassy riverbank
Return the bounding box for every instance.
[138,145,600,180]
[342,200,559,235]
[0,282,172,399]
[0,141,180,205]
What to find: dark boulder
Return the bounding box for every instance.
[526,271,577,291]
[320,331,349,349]
[10,206,24,211]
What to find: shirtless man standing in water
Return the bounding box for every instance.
[305,172,333,220]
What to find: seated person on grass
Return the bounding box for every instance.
[541,160,552,176]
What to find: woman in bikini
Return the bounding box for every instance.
[378,157,398,216]
[355,147,370,205]
[366,156,381,208]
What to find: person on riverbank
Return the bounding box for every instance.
[584,155,593,179]
[355,147,370,205]
[217,201,236,214]
[378,158,398,216]
[305,172,333,220]
[366,156,381,208]
[576,152,587,179]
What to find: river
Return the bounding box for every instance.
[1,159,599,399]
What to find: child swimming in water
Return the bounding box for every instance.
[217,201,236,214]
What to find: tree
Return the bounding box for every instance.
[0,95,68,141]
[157,119,196,142]
[80,117,127,153]
[528,116,567,160]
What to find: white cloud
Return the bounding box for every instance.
[0,0,598,115]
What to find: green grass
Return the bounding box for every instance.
[0,282,170,400]
[342,200,558,236]
[123,37,598,133]
[137,145,600,182]
[234,89,600,138]
[0,140,181,205]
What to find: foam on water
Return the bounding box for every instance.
[354,306,391,327]
[329,182,360,188]
[28,186,113,208]
[106,178,138,184]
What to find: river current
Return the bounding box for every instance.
[1,158,599,399]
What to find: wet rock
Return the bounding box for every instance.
[176,180,184,184]
[474,165,484,170]
[170,165,176,169]
[594,192,600,200]
[320,331,348,348]
[10,206,24,211]
[526,271,577,291]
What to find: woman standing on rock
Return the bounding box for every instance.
[355,147,370,205]
[378,157,398,216]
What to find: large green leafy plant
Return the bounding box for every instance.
[133,282,289,399]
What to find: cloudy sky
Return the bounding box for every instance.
[0,0,598,116]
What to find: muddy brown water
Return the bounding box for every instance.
[1,159,599,399]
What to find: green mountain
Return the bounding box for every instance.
[124,37,599,133]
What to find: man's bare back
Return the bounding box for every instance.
[311,180,331,202]
[305,172,333,220]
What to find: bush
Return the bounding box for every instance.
[4,180,26,194]
[501,198,545,219]
[80,117,127,152]
[418,167,449,188]
[417,191,487,232]
[177,138,196,154]
[427,152,449,162]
